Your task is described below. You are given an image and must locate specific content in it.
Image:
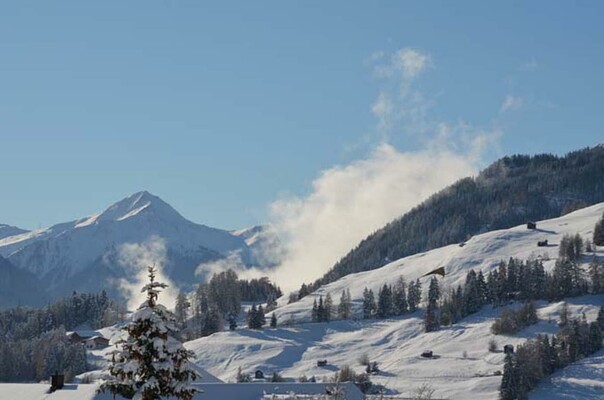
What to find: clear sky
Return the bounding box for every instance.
[1,1,602,230]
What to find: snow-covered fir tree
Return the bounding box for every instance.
[100,266,198,400]
[270,313,277,328]
[376,284,393,318]
[362,288,376,319]
[324,293,333,322]
[424,277,441,332]
[407,279,422,313]
[337,289,352,320]
[392,277,408,315]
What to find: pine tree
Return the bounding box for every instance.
[589,260,604,294]
[598,306,604,329]
[377,284,393,318]
[227,312,237,331]
[100,266,198,400]
[500,353,518,400]
[593,212,604,246]
[324,293,333,322]
[424,277,441,332]
[312,299,319,322]
[256,305,266,328]
[362,288,376,319]
[337,289,352,320]
[270,313,277,328]
[317,296,325,322]
[392,277,408,315]
[407,279,422,313]
[588,322,602,353]
[247,304,258,329]
[175,291,190,328]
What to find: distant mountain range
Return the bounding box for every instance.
[0,191,277,307]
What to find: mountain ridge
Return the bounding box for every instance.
[0,191,262,305]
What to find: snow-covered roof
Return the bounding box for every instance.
[0,382,362,400]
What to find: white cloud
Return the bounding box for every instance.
[116,236,179,311]
[260,47,504,293]
[196,252,268,282]
[500,95,524,113]
[373,48,431,81]
[371,92,394,129]
[265,144,478,291]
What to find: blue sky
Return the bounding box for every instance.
[1,1,603,230]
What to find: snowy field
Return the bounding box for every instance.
[185,296,603,399]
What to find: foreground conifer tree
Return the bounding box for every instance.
[100,266,198,400]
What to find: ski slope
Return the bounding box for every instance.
[185,203,604,399]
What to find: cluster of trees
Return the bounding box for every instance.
[559,233,586,262]
[175,270,281,339]
[239,277,282,302]
[427,251,603,333]
[0,291,124,341]
[246,304,266,330]
[311,294,333,323]
[0,326,87,382]
[491,303,538,335]
[361,278,422,320]
[438,254,604,333]
[500,313,603,400]
[309,146,604,290]
[300,241,602,333]
[0,291,123,383]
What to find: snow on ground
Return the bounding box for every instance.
[186,296,603,399]
[530,348,604,399]
[185,204,604,399]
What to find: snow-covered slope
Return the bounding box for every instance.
[275,202,604,323]
[0,191,254,301]
[185,203,604,399]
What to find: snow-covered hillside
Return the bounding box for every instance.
[0,191,259,302]
[184,203,604,399]
[275,202,604,323]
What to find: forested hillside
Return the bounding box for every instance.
[312,146,604,289]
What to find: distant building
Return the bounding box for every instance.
[527,222,537,229]
[85,336,110,350]
[66,332,87,345]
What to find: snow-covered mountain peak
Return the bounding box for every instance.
[92,190,185,225]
